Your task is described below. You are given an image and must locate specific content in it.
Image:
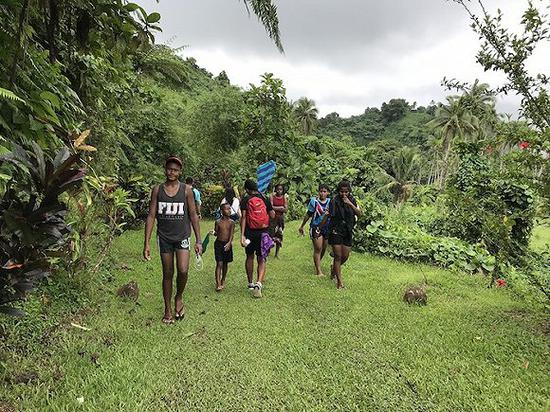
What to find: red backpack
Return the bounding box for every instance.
[246,195,269,229]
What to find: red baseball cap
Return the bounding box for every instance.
[165,156,182,167]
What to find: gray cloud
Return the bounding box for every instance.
[137,0,535,116]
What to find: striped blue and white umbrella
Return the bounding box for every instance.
[256,160,276,194]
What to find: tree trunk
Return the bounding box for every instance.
[9,0,30,86]
[47,0,60,63]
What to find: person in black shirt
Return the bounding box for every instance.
[328,180,362,289]
[240,179,275,298]
[143,156,202,324]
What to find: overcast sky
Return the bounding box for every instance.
[136,0,549,117]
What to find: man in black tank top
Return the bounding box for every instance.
[143,156,202,324]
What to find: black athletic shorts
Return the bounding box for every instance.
[328,228,353,247]
[244,229,266,257]
[310,225,329,240]
[158,237,191,253]
[214,239,233,263]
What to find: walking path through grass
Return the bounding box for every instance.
[5,221,550,411]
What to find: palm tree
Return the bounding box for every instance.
[377,147,421,205]
[461,80,497,140]
[427,96,479,185]
[293,97,319,135]
[242,0,284,53]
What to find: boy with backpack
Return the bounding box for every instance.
[240,179,275,298]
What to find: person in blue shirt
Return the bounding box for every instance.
[298,184,331,277]
[185,177,202,219]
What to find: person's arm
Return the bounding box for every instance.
[225,222,235,251]
[319,200,333,227]
[343,196,362,217]
[240,209,247,247]
[282,196,288,213]
[143,186,159,260]
[186,186,202,255]
[196,201,202,220]
[240,197,247,247]
[265,196,276,220]
[298,213,311,236]
[194,189,202,219]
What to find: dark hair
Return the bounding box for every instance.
[224,186,236,202]
[165,156,182,168]
[185,177,194,185]
[318,184,330,192]
[337,180,351,192]
[244,179,258,192]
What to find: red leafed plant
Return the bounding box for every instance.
[0,142,87,315]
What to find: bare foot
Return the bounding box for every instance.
[162,313,174,324]
[337,283,345,289]
[215,286,222,292]
[315,272,325,277]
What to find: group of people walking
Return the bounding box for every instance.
[143,156,362,324]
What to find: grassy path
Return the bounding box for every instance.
[5,221,549,411]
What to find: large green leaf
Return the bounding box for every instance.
[146,12,161,24]
[39,91,61,109]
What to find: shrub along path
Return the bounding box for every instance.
[5,221,549,411]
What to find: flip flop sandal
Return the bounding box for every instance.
[174,305,186,321]
[162,316,174,324]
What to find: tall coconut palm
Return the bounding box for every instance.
[377,147,421,205]
[427,96,479,185]
[242,0,284,53]
[461,79,497,140]
[293,97,319,135]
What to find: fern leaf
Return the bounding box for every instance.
[0,87,24,103]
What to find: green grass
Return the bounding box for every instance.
[2,221,549,411]
[531,223,550,252]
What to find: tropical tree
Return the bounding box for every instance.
[377,146,421,204]
[451,0,550,131]
[242,0,284,53]
[293,97,319,135]
[428,96,479,185]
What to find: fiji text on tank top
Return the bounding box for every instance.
[156,182,191,242]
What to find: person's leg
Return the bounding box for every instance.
[332,244,345,289]
[257,256,267,284]
[340,246,351,266]
[312,236,324,276]
[320,237,328,260]
[174,249,190,317]
[245,253,254,285]
[160,252,175,321]
[246,232,259,287]
[215,261,223,290]
[221,262,228,287]
[274,241,281,258]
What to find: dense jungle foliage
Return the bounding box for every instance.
[0,0,548,322]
